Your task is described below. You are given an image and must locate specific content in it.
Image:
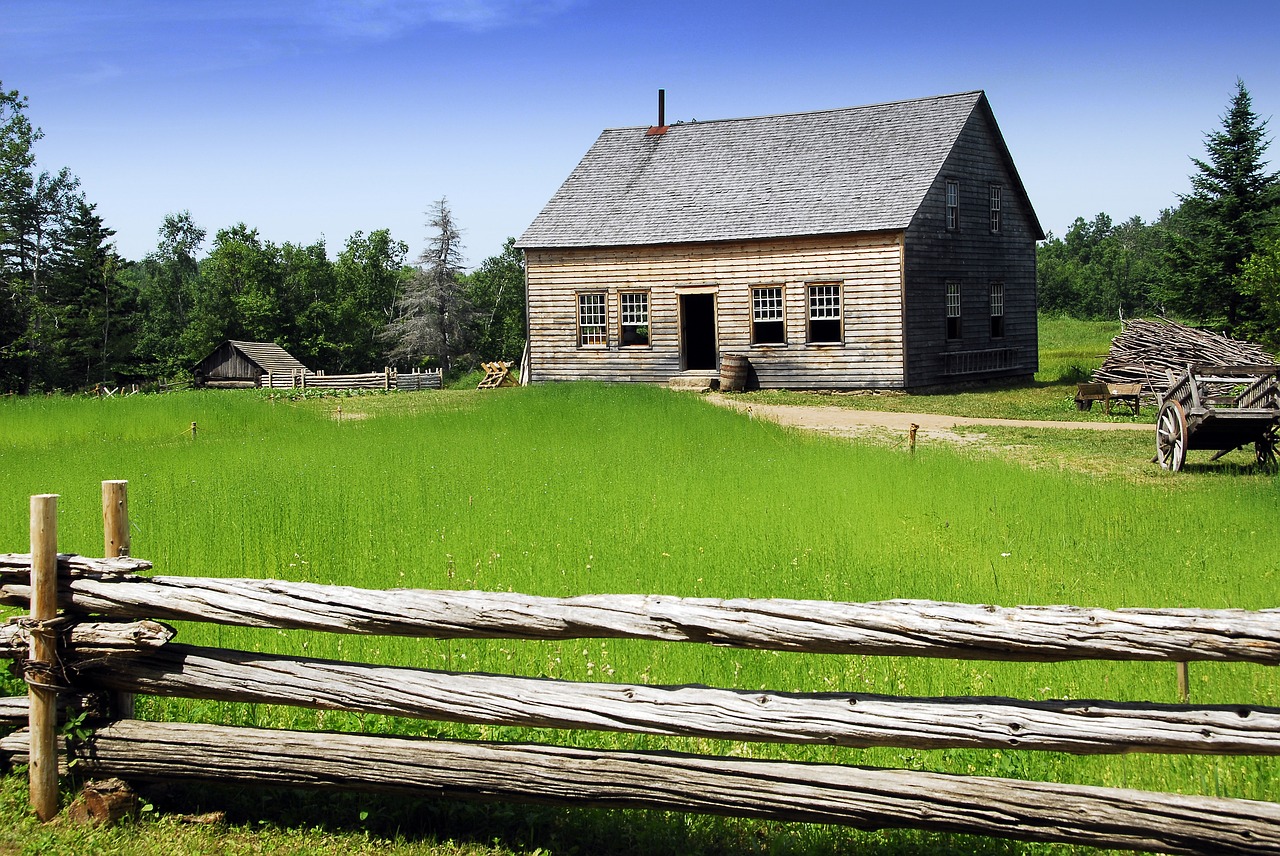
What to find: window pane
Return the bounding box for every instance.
[989,185,1001,233]
[946,180,959,230]
[620,291,649,346]
[620,292,648,325]
[808,284,841,342]
[752,287,783,321]
[752,287,785,344]
[946,282,961,340]
[578,293,606,346]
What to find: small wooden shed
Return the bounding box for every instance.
[517,90,1043,390]
[193,341,309,388]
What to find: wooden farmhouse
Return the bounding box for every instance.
[516,90,1044,389]
[193,340,309,388]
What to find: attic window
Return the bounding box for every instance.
[945,180,959,230]
[989,185,1002,233]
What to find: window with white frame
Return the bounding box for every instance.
[989,281,1005,338]
[946,281,962,340]
[578,292,607,346]
[751,286,785,344]
[945,180,959,230]
[989,185,1002,233]
[619,291,650,346]
[807,284,842,343]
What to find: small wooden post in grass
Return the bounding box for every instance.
[1178,661,1191,703]
[190,421,197,439]
[102,481,135,719]
[908,423,919,454]
[28,493,60,822]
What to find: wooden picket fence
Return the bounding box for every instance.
[260,367,442,391]
[2,483,1280,854]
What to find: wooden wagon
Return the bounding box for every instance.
[1155,364,1280,471]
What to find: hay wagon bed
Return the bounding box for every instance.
[1155,364,1280,471]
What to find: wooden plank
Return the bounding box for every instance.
[74,643,1280,755]
[2,576,1279,664]
[1,721,1276,855]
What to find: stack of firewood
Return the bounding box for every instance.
[1092,318,1275,394]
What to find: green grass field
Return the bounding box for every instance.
[1,317,1277,855]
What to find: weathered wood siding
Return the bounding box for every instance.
[195,343,263,385]
[903,110,1039,389]
[525,234,906,388]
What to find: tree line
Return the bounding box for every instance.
[1038,80,1280,352]
[1,82,525,394]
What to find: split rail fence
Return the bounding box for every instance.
[260,367,443,391]
[2,483,1280,854]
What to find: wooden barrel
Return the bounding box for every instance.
[719,354,750,392]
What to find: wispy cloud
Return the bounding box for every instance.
[1,1,579,87]
[315,0,579,36]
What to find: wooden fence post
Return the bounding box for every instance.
[102,481,135,719]
[1178,662,1190,703]
[28,494,59,821]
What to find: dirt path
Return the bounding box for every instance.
[707,394,1149,445]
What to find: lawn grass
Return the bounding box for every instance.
[740,314,1135,422]
[0,348,1277,855]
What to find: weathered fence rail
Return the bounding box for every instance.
[259,367,443,391]
[2,483,1279,854]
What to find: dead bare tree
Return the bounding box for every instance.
[380,198,471,373]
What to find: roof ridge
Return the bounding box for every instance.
[600,90,985,132]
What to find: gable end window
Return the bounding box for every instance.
[989,282,1005,339]
[945,180,959,230]
[751,286,785,344]
[945,281,962,340]
[578,292,607,347]
[620,291,650,346]
[807,284,842,343]
[989,185,1002,233]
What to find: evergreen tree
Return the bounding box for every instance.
[1162,80,1280,334]
[136,211,205,378]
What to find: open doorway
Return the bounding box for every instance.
[680,293,718,371]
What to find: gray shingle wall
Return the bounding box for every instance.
[518,91,984,249]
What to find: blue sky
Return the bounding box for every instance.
[3,0,1278,265]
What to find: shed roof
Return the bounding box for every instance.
[518,90,1039,249]
[219,340,308,374]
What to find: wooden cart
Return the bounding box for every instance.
[1155,364,1280,471]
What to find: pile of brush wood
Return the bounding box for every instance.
[1092,318,1276,395]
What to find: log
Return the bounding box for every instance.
[3,574,1279,663]
[0,695,29,725]
[74,643,1280,756]
[1,720,1276,855]
[0,620,173,659]
[66,777,139,825]
[0,553,152,578]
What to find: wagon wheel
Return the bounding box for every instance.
[1156,401,1187,472]
[1257,424,1279,470]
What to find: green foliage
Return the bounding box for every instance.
[1036,213,1169,319]
[461,237,525,365]
[1237,226,1280,352]
[1157,80,1279,334]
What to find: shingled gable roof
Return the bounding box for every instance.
[223,340,308,374]
[518,90,1040,249]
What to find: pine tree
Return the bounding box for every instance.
[1164,80,1280,333]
